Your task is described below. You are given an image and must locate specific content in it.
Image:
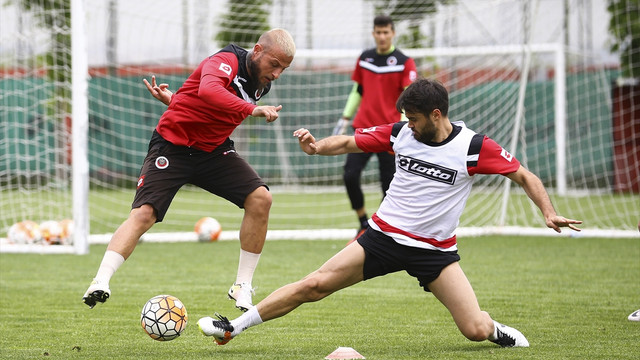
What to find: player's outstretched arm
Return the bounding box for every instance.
[252,105,282,123]
[293,128,362,156]
[143,75,172,106]
[507,166,582,233]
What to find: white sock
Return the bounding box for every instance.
[235,249,261,285]
[93,250,125,284]
[489,320,500,341]
[230,306,263,337]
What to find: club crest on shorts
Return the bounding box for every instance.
[155,156,169,169]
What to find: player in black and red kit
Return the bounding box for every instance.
[332,15,417,241]
[83,29,296,313]
[198,78,582,348]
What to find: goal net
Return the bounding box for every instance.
[1,0,638,254]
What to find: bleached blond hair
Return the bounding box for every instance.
[258,28,296,57]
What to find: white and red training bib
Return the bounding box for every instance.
[354,121,520,251]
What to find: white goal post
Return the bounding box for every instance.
[71,0,90,255]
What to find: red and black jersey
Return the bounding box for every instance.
[352,48,417,128]
[156,45,271,152]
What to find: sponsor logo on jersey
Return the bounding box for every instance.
[137,175,145,189]
[255,88,263,99]
[219,62,232,76]
[500,148,514,162]
[398,154,457,184]
[155,156,169,169]
[386,56,398,66]
[362,126,378,133]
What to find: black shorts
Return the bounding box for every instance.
[357,227,460,292]
[132,130,268,222]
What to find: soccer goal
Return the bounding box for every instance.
[255,45,638,240]
[1,0,637,254]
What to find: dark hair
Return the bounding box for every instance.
[374,15,394,30]
[396,78,449,117]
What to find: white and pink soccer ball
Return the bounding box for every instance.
[7,220,42,244]
[7,219,74,245]
[194,217,222,242]
[58,219,74,245]
[39,220,64,244]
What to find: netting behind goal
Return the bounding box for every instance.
[1,0,638,254]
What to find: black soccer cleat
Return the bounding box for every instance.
[82,281,111,308]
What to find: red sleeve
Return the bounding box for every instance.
[353,124,395,153]
[468,136,521,175]
[198,52,256,117]
[402,57,418,87]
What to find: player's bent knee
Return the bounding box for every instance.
[131,205,157,226]
[245,187,272,212]
[297,276,331,302]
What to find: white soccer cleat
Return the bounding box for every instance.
[82,280,111,308]
[198,313,234,345]
[228,282,255,312]
[490,321,529,347]
[629,309,640,322]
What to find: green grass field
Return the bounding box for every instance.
[1,236,639,359]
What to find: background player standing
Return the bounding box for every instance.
[82,28,296,313]
[332,15,417,241]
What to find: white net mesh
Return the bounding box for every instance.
[1,0,638,252]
